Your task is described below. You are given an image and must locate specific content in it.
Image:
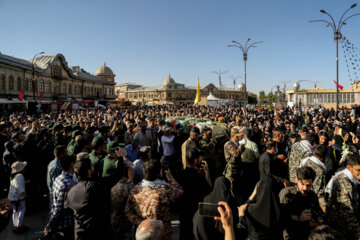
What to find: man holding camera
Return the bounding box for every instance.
[280,166,323,240]
[177,147,212,240]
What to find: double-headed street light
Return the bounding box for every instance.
[309,3,359,117]
[31,51,45,100]
[228,38,263,106]
[228,75,240,107]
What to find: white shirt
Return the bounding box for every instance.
[8,173,25,201]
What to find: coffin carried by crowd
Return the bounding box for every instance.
[166,117,227,137]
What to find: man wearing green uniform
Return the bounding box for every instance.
[88,136,107,178]
[102,141,126,177]
[81,134,94,153]
[67,130,84,156]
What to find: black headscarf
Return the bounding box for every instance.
[193,176,236,240]
[203,176,232,204]
[246,176,282,229]
[243,176,283,240]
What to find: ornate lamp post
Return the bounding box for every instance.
[228,75,240,107]
[31,51,45,100]
[228,38,263,105]
[211,70,228,106]
[310,3,359,117]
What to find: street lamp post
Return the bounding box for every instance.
[279,80,290,107]
[211,70,228,106]
[228,38,263,106]
[31,51,45,100]
[228,75,240,107]
[310,3,359,118]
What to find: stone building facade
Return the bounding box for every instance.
[115,74,246,105]
[286,81,360,108]
[0,52,116,101]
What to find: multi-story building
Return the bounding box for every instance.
[286,81,360,108]
[0,52,116,102]
[115,74,246,105]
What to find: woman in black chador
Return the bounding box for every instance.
[237,175,284,240]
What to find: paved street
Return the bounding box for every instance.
[0,210,180,240]
[0,210,48,240]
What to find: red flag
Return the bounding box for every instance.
[40,92,44,100]
[334,80,344,90]
[18,90,24,100]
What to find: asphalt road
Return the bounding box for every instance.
[0,210,180,240]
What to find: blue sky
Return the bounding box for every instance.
[1,0,360,94]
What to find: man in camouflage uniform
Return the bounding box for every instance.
[299,145,328,211]
[325,155,360,240]
[181,127,200,169]
[288,133,316,184]
[199,127,217,181]
[223,127,246,203]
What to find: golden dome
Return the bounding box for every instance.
[95,63,114,76]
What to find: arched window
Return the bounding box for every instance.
[54,83,58,94]
[8,75,14,90]
[46,81,51,93]
[17,77,22,91]
[0,74,5,90]
[39,79,44,92]
[62,83,66,94]
[68,84,72,94]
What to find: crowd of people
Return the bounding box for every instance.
[0,104,360,239]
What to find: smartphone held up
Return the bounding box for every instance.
[198,202,224,217]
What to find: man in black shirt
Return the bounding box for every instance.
[279,166,323,240]
[65,158,111,240]
[259,141,290,187]
[177,148,211,240]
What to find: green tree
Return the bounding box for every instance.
[248,92,258,104]
[259,91,266,104]
[267,92,277,104]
